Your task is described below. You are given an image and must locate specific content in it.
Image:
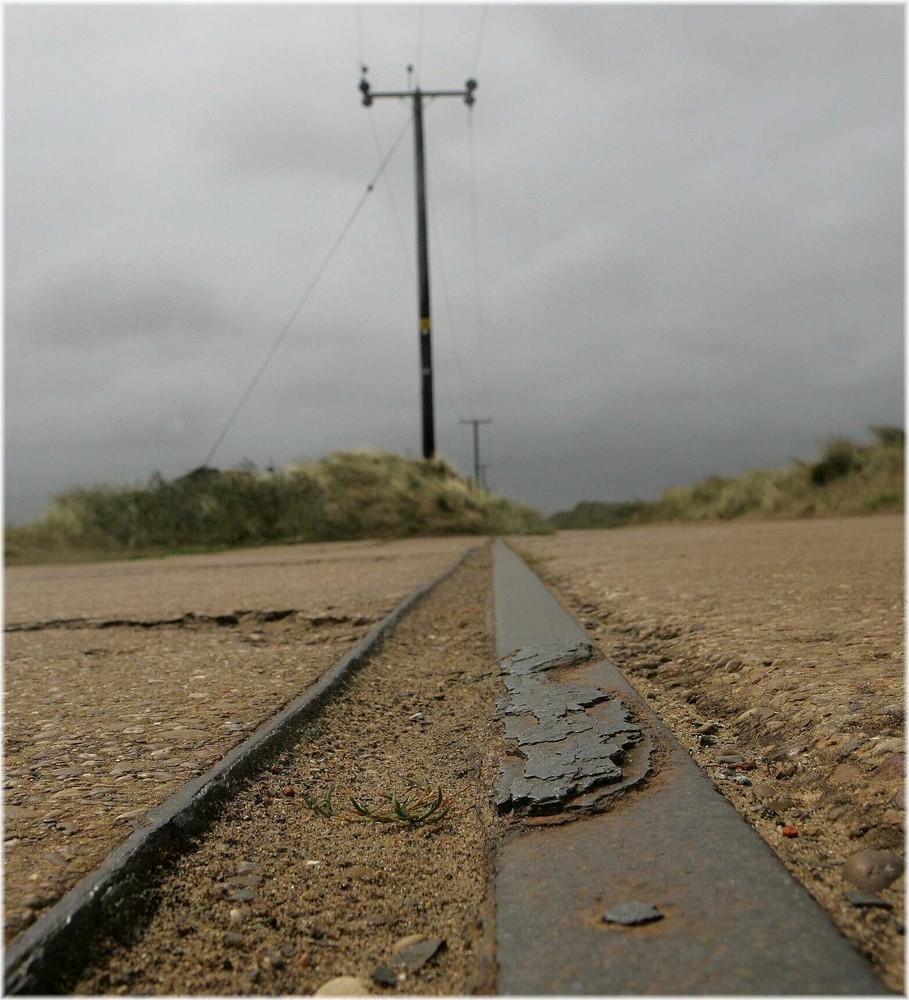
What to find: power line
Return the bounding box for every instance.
[428,183,470,404]
[354,7,412,287]
[201,115,412,469]
[424,99,484,419]
[468,5,491,416]
[467,109,492,418]
[471,5,488,78]
[366,110,415,289]
[354,6,365,68]
[416,5,425,85]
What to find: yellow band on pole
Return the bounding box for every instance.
[420,317,431,332]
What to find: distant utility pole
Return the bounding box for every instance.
[460,417,492,487]
[359,66,477,460]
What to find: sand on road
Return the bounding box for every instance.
[4,536,474,942]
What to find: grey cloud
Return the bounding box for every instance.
[18,265,226,347]
[199,109,363,181]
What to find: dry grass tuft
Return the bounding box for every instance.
[550,427,904,529]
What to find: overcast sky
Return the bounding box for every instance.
[5,3,904,523]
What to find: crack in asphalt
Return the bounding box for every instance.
[4,610,373,633]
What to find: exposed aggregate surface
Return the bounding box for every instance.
[4,536,472,943]
[6,518,904,994]
[75,548,502,996]
[513,514,904,992]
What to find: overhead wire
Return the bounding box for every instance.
[415,5,425,86]
[466,3,494,479]
[200,115,413,468]
[470,5,488,79]
[466,109,492,419]
[465,10,494,421]
[354,6,412,287]
[354,5,366,69]
[421,97,479,416]
[366,110,415,293]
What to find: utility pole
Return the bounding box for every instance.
[460,417,492,487]
[359,67,477,460]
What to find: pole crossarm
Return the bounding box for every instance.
[367,89,473,100]
[359,73,477,106]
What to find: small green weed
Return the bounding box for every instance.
[300,777,451,827]
[349,785,451,826]
[300,786,337,818]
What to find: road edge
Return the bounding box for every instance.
[490,539,888,995]
[4,542,480,995]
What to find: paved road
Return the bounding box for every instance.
[4,537,472,944]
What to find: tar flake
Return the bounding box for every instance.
[494,641,645,815]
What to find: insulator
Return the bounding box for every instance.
[466,78,477,91]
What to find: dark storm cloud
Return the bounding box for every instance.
[4,4,903,522]
[16,263,225,347]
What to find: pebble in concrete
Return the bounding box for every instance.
[390,934,445,972]
[314,975,370,995]
[602,902,664,926]
[841,850,904,892]
[370,965,398,987]
[845,891,893,910]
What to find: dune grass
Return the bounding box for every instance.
[550,427,904,530]
[8,429,902,562]
[5,450,551,565]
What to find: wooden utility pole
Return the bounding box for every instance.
[359,68,477,460]
[460,417,492,487]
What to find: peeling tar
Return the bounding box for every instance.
[494,641,647,815]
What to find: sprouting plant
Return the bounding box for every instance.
[300,775,452,826]
[349,784,451,826]
[300,785,337,818]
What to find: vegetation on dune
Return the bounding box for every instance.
[549,500,646,531]
[8,429,902,561]
[550,427,904,530]
[5,449,550,564]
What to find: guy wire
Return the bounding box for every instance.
[201,116,413,468]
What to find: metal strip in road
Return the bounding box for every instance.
[493,539,589,656]
[4,544,479,996]
[491,539,886,995]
